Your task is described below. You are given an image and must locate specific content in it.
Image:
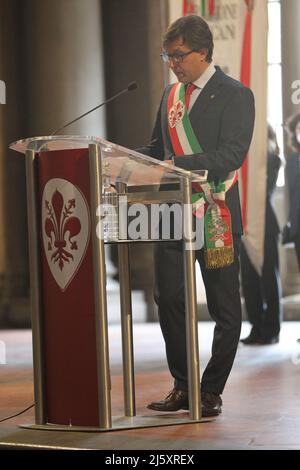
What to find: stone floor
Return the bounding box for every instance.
[0,322,300,450]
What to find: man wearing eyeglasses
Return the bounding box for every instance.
[138,15,255,417]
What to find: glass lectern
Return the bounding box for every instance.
[10,136,208,431]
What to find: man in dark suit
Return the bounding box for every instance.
[138,15,255,417]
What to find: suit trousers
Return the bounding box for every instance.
[154,235,242,395]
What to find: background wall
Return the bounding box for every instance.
[0,0,167,326]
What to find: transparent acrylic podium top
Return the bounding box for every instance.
[9,135,207,186]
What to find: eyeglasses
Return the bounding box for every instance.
[160,50,196,64]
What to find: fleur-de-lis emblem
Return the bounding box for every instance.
[42,178,90,291]
[168,100,185,128]
[45,190,81,271]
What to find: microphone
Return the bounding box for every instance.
[51,81,138,135]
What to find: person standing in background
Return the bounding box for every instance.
[285,113,300,269]
[285,113,300,344]
[240,124,282,345]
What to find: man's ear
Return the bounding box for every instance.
[199,48,208,62]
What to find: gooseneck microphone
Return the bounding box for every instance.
[51,81,138,136]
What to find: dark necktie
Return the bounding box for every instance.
[185,83,197,111]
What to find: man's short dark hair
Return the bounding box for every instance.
[285,112,300,153]
[163,15,214,63]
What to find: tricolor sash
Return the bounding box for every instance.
[167,82,237,269]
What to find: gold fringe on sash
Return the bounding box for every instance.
[204,247,234,269]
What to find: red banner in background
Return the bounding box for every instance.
[240,3,253,229]
[183,0,196,14]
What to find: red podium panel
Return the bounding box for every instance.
[38,148,99,426]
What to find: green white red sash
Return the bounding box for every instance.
[167,82,238,269]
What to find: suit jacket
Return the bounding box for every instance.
[138,66,255,234]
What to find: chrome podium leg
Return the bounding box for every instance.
[116,182,136,417]
[25,149,47,425]
[181,177,201,420]
[118,243,136,416]
[89,143,112,429]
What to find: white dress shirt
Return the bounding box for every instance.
[188,62,216,112]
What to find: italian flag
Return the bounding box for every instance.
[183,0,215,16]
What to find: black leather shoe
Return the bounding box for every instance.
[258,335,279,345]
[240,329,261,345]
[201,392,222,417]
[147,388,188,412]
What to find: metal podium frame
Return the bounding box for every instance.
[10,136,209,431]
